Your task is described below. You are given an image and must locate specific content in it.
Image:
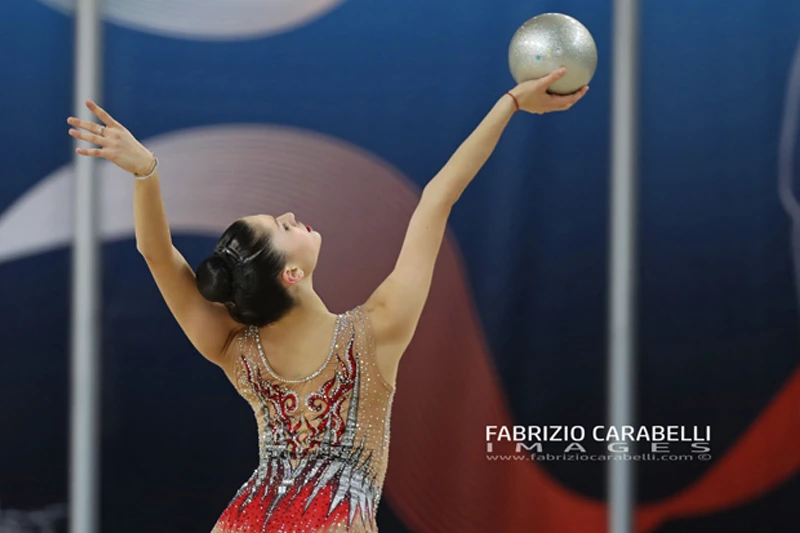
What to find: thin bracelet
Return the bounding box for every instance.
[134,156,159,180]
[506,92,520,112]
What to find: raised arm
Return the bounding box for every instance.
[67,100,239,370]
[364,70,588,384]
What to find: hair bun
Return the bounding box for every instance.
[196,254,234,303]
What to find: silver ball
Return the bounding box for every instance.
[509,13,598,95]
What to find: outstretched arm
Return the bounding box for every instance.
[67,101,239,370]
[364,70,588,385]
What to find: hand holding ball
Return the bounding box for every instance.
[508,69,589,115]
[509,13,597,95]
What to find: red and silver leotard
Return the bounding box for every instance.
[212,306,395,533]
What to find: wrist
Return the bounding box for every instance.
[133,152,157,177]
[505,91,520,113]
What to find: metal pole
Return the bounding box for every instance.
[608,0,639,531]
[70,0,102,532]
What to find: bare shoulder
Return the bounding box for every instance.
[361,296,405,347]
[356,192,450,386]
[360,299,407,388]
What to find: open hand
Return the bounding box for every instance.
[67,100,155,176]
[509,68,589,115]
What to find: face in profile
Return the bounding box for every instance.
[245,213,322,283]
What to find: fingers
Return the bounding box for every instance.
[543,67,568,85]
[549,85,589,110]
[67,116,107,136]
[68,127,108,146]
[85,99,118,126]
[76,147,104,157]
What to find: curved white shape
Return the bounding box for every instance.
[778,38,800,311]
[778,37,800,220]
[0,126,417,298]
[37,0,343,40]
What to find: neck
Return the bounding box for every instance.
[263,280,333,341]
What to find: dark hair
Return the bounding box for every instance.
[196,219,294,327]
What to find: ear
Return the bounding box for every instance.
[282,266,305,285]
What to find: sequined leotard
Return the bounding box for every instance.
[212,306,395,533]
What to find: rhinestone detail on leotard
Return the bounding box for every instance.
[254,315,342,383]
[211,306,395,533]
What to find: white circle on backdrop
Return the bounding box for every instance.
[37,0,344,40]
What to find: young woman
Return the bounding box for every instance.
[67,68,587,533]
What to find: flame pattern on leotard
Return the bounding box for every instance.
[212,306,395,533]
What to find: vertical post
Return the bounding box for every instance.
[608,0,639,532]
[69,1,102,532]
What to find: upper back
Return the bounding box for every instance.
[230,306,395,466]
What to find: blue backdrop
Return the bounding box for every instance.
[1,0,799,531]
